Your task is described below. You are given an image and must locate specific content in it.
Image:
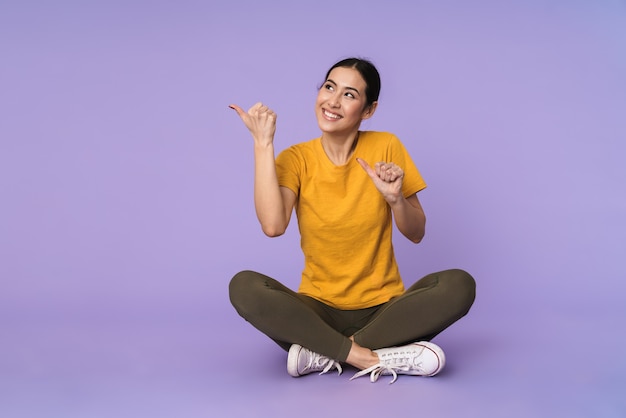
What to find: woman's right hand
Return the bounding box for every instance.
[229,102,277,146]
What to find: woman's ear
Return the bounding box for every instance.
[361,101,378,120]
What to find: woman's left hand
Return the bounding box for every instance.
[356,158,404,204]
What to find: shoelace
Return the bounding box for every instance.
[310,355,343,376]
[351,352,426,384]
[350,363,414,383]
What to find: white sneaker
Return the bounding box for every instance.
[350,341,445,384]
[287,344,343,377]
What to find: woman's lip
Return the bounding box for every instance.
[323,109,342,120]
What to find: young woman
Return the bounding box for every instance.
[228,58,475,383]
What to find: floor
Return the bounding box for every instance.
[2,298,623,418]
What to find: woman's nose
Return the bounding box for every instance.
[328,93,341,108]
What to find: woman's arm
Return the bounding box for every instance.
[230,103,296,237]
[387,193,426,243]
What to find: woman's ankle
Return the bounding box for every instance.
[346,341,379,370]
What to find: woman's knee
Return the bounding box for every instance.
[444,268,476,310]
[447,268,476,292]
[229,270,254,294]
[229,270,289,319]
[229,270,262,308]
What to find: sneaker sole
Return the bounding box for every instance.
[414,341,446,376]
[287,344,304,377]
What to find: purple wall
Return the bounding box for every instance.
[1,0,625,416]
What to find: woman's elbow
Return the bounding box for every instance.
[261,223,287,237]
[407,227,425,244]
[409,234,424,244]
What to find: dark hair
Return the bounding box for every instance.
[323,57,381,108]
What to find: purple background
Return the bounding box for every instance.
[1,0,625,417]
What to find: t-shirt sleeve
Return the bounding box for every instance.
[388,134,427,197]
[275,145,301,197]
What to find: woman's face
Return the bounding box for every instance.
[315,66,376,136]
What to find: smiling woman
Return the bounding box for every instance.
[227,57,476,384]
[316,66,377,164]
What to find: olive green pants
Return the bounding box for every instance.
[229,269,476,362]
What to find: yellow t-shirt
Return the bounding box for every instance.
[276,131,427,309]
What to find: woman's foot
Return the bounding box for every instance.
[350,341,446,383]
[287,344,343,377]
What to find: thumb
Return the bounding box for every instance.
[228,104,246,118]
[356,158,376,179]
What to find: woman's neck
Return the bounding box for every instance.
[321,131,360,166]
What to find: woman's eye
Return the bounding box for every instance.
[345,92,355,99]
[324,84,334,91]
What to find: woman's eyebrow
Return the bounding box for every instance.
[327,78,360,95]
